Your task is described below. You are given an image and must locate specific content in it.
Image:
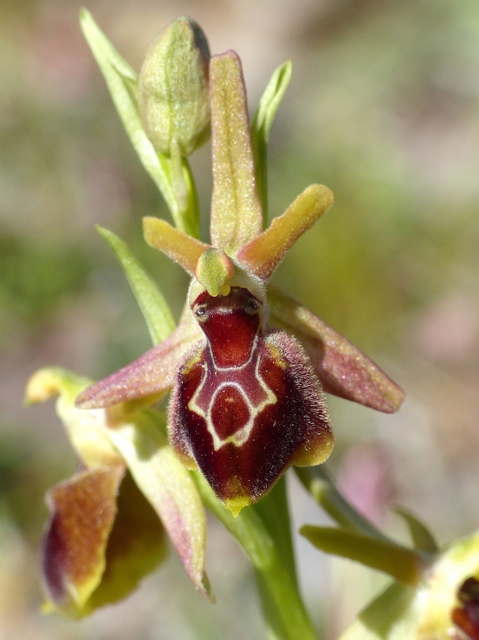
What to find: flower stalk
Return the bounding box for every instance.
[195,473,317,639]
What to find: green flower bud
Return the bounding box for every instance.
[139,17,211,157]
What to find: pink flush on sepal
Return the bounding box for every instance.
[76,51,404,514]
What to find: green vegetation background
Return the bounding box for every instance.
[1,0,479,638]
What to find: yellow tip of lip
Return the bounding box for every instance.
[224,495,251,518]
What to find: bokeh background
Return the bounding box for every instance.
[1,0,479,638]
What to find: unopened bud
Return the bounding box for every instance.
[139,17,211,157]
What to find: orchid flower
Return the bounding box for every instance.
[74,20,403,516]
[337,529,479,640]
[25,11,404,626]
[25,367,210,617]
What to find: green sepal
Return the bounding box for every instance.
[80,9,199,236]
[300,525,426,586]
[97,226,175,344]
[251,61,292,223]
[209,52,263,255]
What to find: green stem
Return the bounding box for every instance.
[194,474,317,640]
[178,154,201,239]
[162,152,200,238]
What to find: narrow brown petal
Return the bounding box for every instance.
[209,52,262,255]
[75,320,202,409]
[237,184,333,280]
[143,217,211,275]
[268,285,405,413]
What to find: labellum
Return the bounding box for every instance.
[169,284,334,516]
[452,577,479,640]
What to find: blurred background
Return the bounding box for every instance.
[1,0,479,638]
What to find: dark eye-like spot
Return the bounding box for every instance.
[245,298,259,315]
[194,303,209,320]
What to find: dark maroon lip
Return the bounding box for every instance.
[170,283,332,511]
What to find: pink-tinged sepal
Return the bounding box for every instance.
[75,320,202,409]
[168,286,333,515]
[268,285,404,413]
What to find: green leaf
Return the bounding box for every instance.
[395,507,439,554]
[97,226,175,344]
[79,9,199,236]
[251,61,292,222]
[300,525,425,586]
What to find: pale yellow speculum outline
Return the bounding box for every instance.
[187,337,277,451]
